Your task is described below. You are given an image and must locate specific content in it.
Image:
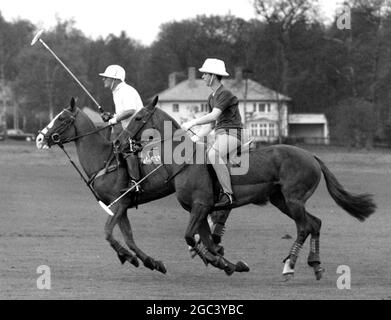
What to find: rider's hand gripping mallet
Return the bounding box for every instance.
[31,29,106,114]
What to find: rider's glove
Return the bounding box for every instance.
[108,117,118,125]
[101,112,113,122]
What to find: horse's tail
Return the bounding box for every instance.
[314,156,376,222]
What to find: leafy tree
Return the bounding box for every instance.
[329,97,376,148]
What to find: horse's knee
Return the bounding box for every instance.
[104,229,113,242]
[185,234,196,247]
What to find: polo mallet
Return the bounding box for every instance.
[31,29,106,114]
[99,164,164,216]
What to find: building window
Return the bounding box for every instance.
[250,123,258,136]
[249,122,276,137]
[260,123,267,136]
[257,103,271,113]
[172,104,179,112]
[269,123,275,137]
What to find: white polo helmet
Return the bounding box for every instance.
[99,65,126,81]
[199,58,229,77]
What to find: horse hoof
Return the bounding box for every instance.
[143,257,155,270]
[117,254,127,265]
[235,261,250,273]
[282,273,294,282]
[129,256,139,268]
[314,266,325,280]
[155,260,167,274]
[224,265,235,276]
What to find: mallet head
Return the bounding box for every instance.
[31,29,45,46]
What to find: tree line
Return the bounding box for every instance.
[1,0,391,147]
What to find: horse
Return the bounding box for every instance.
[36,97,376,280]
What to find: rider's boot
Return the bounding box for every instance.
[124,154,142,193]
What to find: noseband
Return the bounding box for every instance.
[39,109,78,146]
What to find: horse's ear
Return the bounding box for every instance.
[146,96,158,110]
[69,97,76,111]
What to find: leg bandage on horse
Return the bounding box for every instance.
[212,223,226,244]
[284,241,303,267]
[307,238,321,266]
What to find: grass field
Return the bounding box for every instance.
[1,140,390,299]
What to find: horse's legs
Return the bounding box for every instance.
[305,211,325,280]
[188,208,228,259]
[185,204,247,276]
[270,190,311,280]
[104,204,139,268]
[184,202,211,249]
[117,214,166,274]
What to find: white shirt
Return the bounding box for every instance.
[112,81,144,129]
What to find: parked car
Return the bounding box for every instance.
[6,129,36,141]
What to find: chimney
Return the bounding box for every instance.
[188,67,196,87]
[235,67,243,85]
[168,72,177,89]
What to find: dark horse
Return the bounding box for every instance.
[36,97,376,280]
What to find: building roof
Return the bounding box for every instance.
[288,114,328,124]
[157,79,291,102]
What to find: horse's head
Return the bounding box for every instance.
[36,97,79,149]
[125,95,160,140]
[125,95,182,143]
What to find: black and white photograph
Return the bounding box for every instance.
[0,0,390,305]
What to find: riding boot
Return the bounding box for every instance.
[124,153,142,192]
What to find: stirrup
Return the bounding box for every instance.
[122,180,141,193]
[130,180,141,192]
[214,192,233,208]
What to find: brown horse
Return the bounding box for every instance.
[36,97,376,280]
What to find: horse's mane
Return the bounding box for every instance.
[75,107,112,142]
[76,107,98,129]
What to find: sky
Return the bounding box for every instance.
[1,0,343,46]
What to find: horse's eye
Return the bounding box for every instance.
[135,116,142,121]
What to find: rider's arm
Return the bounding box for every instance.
[192,108,222,126]
[110,86,143,125]
[197,123,214,138]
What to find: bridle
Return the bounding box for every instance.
[40,108,112,147]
